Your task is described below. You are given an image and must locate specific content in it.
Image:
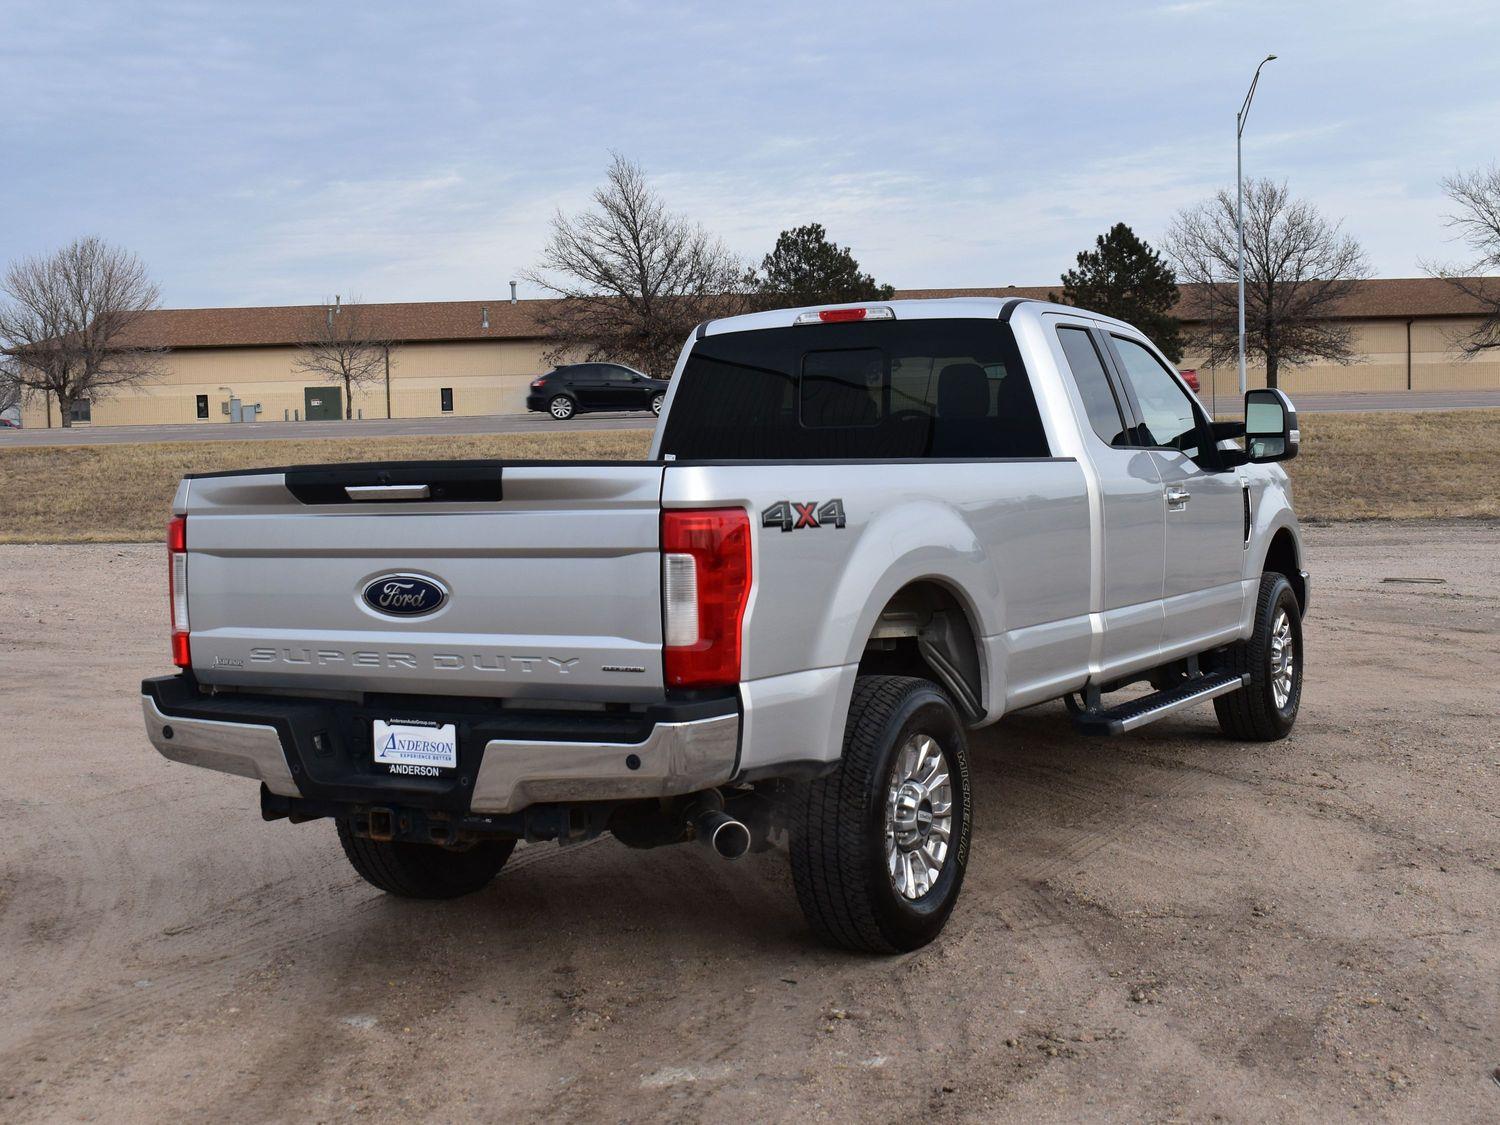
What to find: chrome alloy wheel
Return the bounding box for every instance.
[884,734,954,900]
[549,397,574,419]
[1270,608,1296,709]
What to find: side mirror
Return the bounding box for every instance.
[1244,388,1299,463]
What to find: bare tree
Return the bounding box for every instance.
[1165,179,1371,388]
[0,358,22,420]
[0,236,164,426]
[524,154,751,375]
[1428,165,1500,357]
[294,297,390,419]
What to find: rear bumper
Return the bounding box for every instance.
[524,393,548,412]
[142,675,739,814]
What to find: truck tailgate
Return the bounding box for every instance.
[179,462,666,701]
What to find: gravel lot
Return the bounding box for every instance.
[1,523,1496,1122]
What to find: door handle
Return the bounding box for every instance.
[1166,487,1191,510]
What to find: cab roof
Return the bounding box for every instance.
[699,296,1140,338]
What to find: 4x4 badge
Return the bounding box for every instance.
[761,499,847,533]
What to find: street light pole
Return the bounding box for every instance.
[1237,53,1277,396]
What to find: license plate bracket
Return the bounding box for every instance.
[372,718,458,777]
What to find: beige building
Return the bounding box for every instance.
[19,278,1500,428]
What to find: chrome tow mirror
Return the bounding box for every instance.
[1244,388,1299,463]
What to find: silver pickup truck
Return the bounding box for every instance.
[144,297,1308,953]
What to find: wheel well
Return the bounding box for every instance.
[1263,529,1304,611]
[857,581,984,720]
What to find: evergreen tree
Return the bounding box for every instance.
[1060,223,1183,362]
[757,223,893,308]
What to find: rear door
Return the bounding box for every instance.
[1048,320,1166,675]
[568,365,609,409]
[182,462,667,701]
[1103,333,1244,650]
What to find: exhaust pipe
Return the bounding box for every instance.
[695,809,751,861]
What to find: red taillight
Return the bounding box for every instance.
[662,509,752,688]
[530,378,546,389]
[168,516,190,669]
[819,307,866,322]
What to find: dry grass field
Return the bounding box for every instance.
[0,429,654,543]
[0,410,1495,543]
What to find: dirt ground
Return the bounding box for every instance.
[1,523,1496,1123]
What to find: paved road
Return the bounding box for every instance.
[1198,388,1500,415]
[0,411,657,447]
[4,390,1498,447]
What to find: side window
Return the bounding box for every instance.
[1055,326,1129,447]
[1110,336,1200,455]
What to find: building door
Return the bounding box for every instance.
[305,386,343,420]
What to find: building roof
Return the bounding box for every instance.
[906,277,1497,321]
[122,277,1494,350]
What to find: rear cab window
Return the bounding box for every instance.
[659,319,1050,460]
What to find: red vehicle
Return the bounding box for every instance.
[0,418,21,429]
[1179,369,1201,394]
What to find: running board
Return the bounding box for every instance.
[1069,671,1249,736]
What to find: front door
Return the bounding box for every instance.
[597,366,641,408]
[1103,334,1245,652]
[305,386,343,421]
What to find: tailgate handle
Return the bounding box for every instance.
[284,462,504,504]
[345,483,432,501]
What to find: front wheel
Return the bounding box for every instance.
[337,818,514,899]
[1215,572,1303,741]
[650,392,664,416]
[548,395,575,420]
[788,675,973,953]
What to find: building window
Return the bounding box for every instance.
[196,394,209,419]
[69,399,92,424]
[440,387,454,413]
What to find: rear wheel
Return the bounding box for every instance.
[1215,572,1303,741]
[788,675,972,953]
[336,818,514,899]
[548,395,575,420]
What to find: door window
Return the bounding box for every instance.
[1055,327,1130,447]
[1109,336,1201,456]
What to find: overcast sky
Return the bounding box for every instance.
[2,0,1496,308]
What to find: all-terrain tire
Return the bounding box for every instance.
[336,818,514,899]
[1214,572,1303,741]
[788,675,972,954]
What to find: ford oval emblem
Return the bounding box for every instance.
[362,574,448,617]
